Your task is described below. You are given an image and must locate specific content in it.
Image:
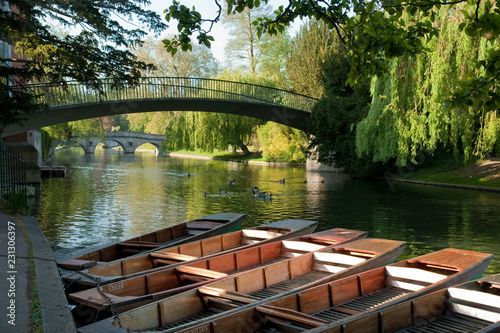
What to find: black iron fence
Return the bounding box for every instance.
[0,143,27,211]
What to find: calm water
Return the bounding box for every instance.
[36,148,500,275]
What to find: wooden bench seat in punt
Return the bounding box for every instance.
[447,287,500,323]
[241,230,284,245]
[281,240,328,257]
[384,266,448,291]
[312,252,367,273]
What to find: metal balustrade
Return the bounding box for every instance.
[24,77,317,113]
[0,144,27,212]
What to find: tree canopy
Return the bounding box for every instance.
[163,0,500,112]
[1,0,166,133]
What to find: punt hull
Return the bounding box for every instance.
[314,272,500,333]
[57,212,246,271]
[77,237,406,332]
[63,219,319,288]
[69,228,368,313]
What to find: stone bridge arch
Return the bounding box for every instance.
[51,131,165,155]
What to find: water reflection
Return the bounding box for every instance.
[36,148,500,274]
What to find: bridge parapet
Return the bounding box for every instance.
[4,77,318,136]
[106,131,165,141]
[26,77,317,113]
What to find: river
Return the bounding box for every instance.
[35,148,500,275]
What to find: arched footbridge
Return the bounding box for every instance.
[65,131,165,154]
[4,77,318,137]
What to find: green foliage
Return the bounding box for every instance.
[40,129,53,162]
[134,36,219,77]
[163,1,500,142]
[286,19,338,98]
[256,122,307,162]
[357,3,500,166]
[221,2,288,77]
[1,0,166,132]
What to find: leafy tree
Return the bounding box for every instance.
[221,2,288,78]
[356,3,500,166]
[257,121,307,162]
[286,19,337,98]
[303,20,378,177]
[126,36,220,137]
[1,0,166,134]
[133,35,219,77]
[163,0,500,120]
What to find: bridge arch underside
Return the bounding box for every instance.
[4,99,311,136]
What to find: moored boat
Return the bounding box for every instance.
[62,219,319,288]
[68,228,368,313]
[77,237,406,332]
[57,212,246,271]
[165,248,493,333]
[309,272,500,332]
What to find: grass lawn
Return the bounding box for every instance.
[408,157,500,188]
[167,150,267,162]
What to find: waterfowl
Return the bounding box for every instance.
[278,178,285,184]
[228,179,235,185]
[252,187,271,199]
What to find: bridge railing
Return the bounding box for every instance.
[25,77,317,112]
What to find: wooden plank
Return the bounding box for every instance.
[385,266,447,284]
[198,287,258,304]
[448,303,500,323]
[119,241,161,248]
[149,252,198,261]
[313,263,347,273]
[447,287,500,310]
[187,229,206,235]
[282,240,325,252]
[175,266,228,279]
[314,252,366,266]
[256,305,329,327]
[241,230,283,239]
[185,221,224,230]
[385,278,425,291]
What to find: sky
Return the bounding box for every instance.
[143,0,304,62]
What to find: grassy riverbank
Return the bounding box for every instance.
[166,149,267,162]
[399,157,500,188]
[167,150,500,189]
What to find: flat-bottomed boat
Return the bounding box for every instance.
[77,237,406,332]
[63,219,319,287]
[57,212,246,271]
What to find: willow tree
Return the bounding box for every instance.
[356,3,500,167]
[166,0,500,165]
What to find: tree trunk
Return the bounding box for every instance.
[238,140,250,155]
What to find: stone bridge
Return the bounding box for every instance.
[65,131,165,154]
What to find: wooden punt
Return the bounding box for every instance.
[166,248,492,333]
[57,212,246,271]
[77,237,406,332]
[68,228,367,313]
[311,273,500,333]
[62,219,320,288]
